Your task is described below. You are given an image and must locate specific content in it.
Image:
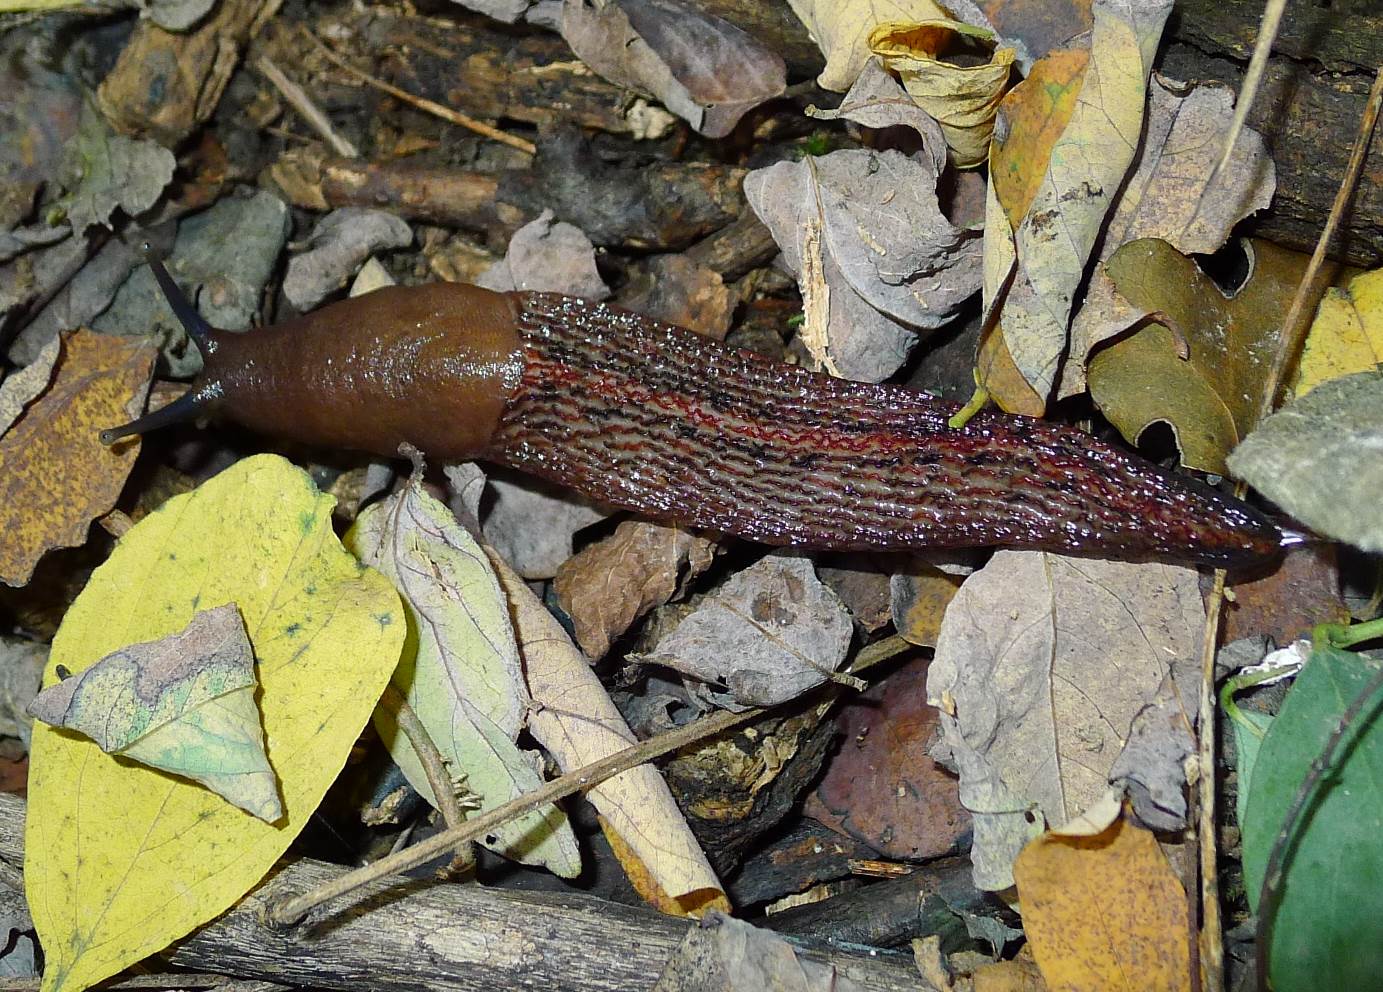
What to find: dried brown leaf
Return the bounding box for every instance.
[0,331,155,586]
[554,521,716,660]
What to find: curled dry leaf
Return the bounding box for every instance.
[488,549,727,915]
[553,520,717,660]
[805,58,947,175]
[928,551,1203,889]
[1228,369,1383,553]
[637,555,853,710]
[283,208,414,310]
[1089,237,1305,475]
[561,0,786,139]
[1060,77,1276,397]
[477,208,611,299]
[870,19,1016,169]
[786,0,968,93]
[0,330,155,587]
[347,473,581,876]
[746,147,982,382]
[28,604,281,822]
[980,0,1174,407]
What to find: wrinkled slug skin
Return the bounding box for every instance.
[486,294,1282,567]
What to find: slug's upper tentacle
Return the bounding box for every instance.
[486,293,1283,567]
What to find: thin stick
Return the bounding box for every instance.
[1257,67,1383,420]
[256,54,359,159]
[303,30,536,156]
[380,684,466,832]
[1202,0,1287,196]
[267,704,761,925]
[1196,568,1229,992]
[1254,658,1383,990]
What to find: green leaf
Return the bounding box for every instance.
[347,475,581,877]
[1241,645,1383,991]
[27,604,280,821]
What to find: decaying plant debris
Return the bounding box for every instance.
[1,1,1381,991]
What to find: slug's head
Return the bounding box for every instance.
[101,252,528,461]
[99,251,227,446]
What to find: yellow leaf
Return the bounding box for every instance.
[785,0,951,92]
[26,454,403,992]
[870,20,1015,169]
[1014,815,1192,992]
[1294,267,1383,397]
[981,0,1172,406]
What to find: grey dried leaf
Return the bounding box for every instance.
[806,59,947,175]
[284,208,414,310]
[746,148,981,380]
[1228,369,1383,553]
[637,555,852,709]
[477,208,610,299]
[561,0,786,139]
[59,102,175,235]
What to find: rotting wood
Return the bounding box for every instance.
[0,794,929,992]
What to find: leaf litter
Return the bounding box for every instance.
[1,1,1376,989]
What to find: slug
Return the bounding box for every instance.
[101,263,1287,568]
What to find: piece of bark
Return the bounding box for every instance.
[724,820,878,907]
[0,793,929,992]
[664,705,838,876]
[683,211,779,282]
[1157,23,1382,263]
[263,148,513,235]
[266,135,745,251]
[97,0,283,146]
[499,129,746,250]
[765,857,1001,953]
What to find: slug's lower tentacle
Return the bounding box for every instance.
[488,293,1282,567]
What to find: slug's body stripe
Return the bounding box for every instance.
[486,294,1281,566]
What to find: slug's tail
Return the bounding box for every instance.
[493,293,1288,570]
[100,249,221,445]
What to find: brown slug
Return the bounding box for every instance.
[102,262,1289,568]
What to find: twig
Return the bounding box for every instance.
[267,703,762,925]
[1254,642,1383,990]
[379,684,467,832]
[256,54,359,159]
[1196,568,1229,992]
[1257,67,1383,419]
[1201,0,1288,197]
[302,29,536,156]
